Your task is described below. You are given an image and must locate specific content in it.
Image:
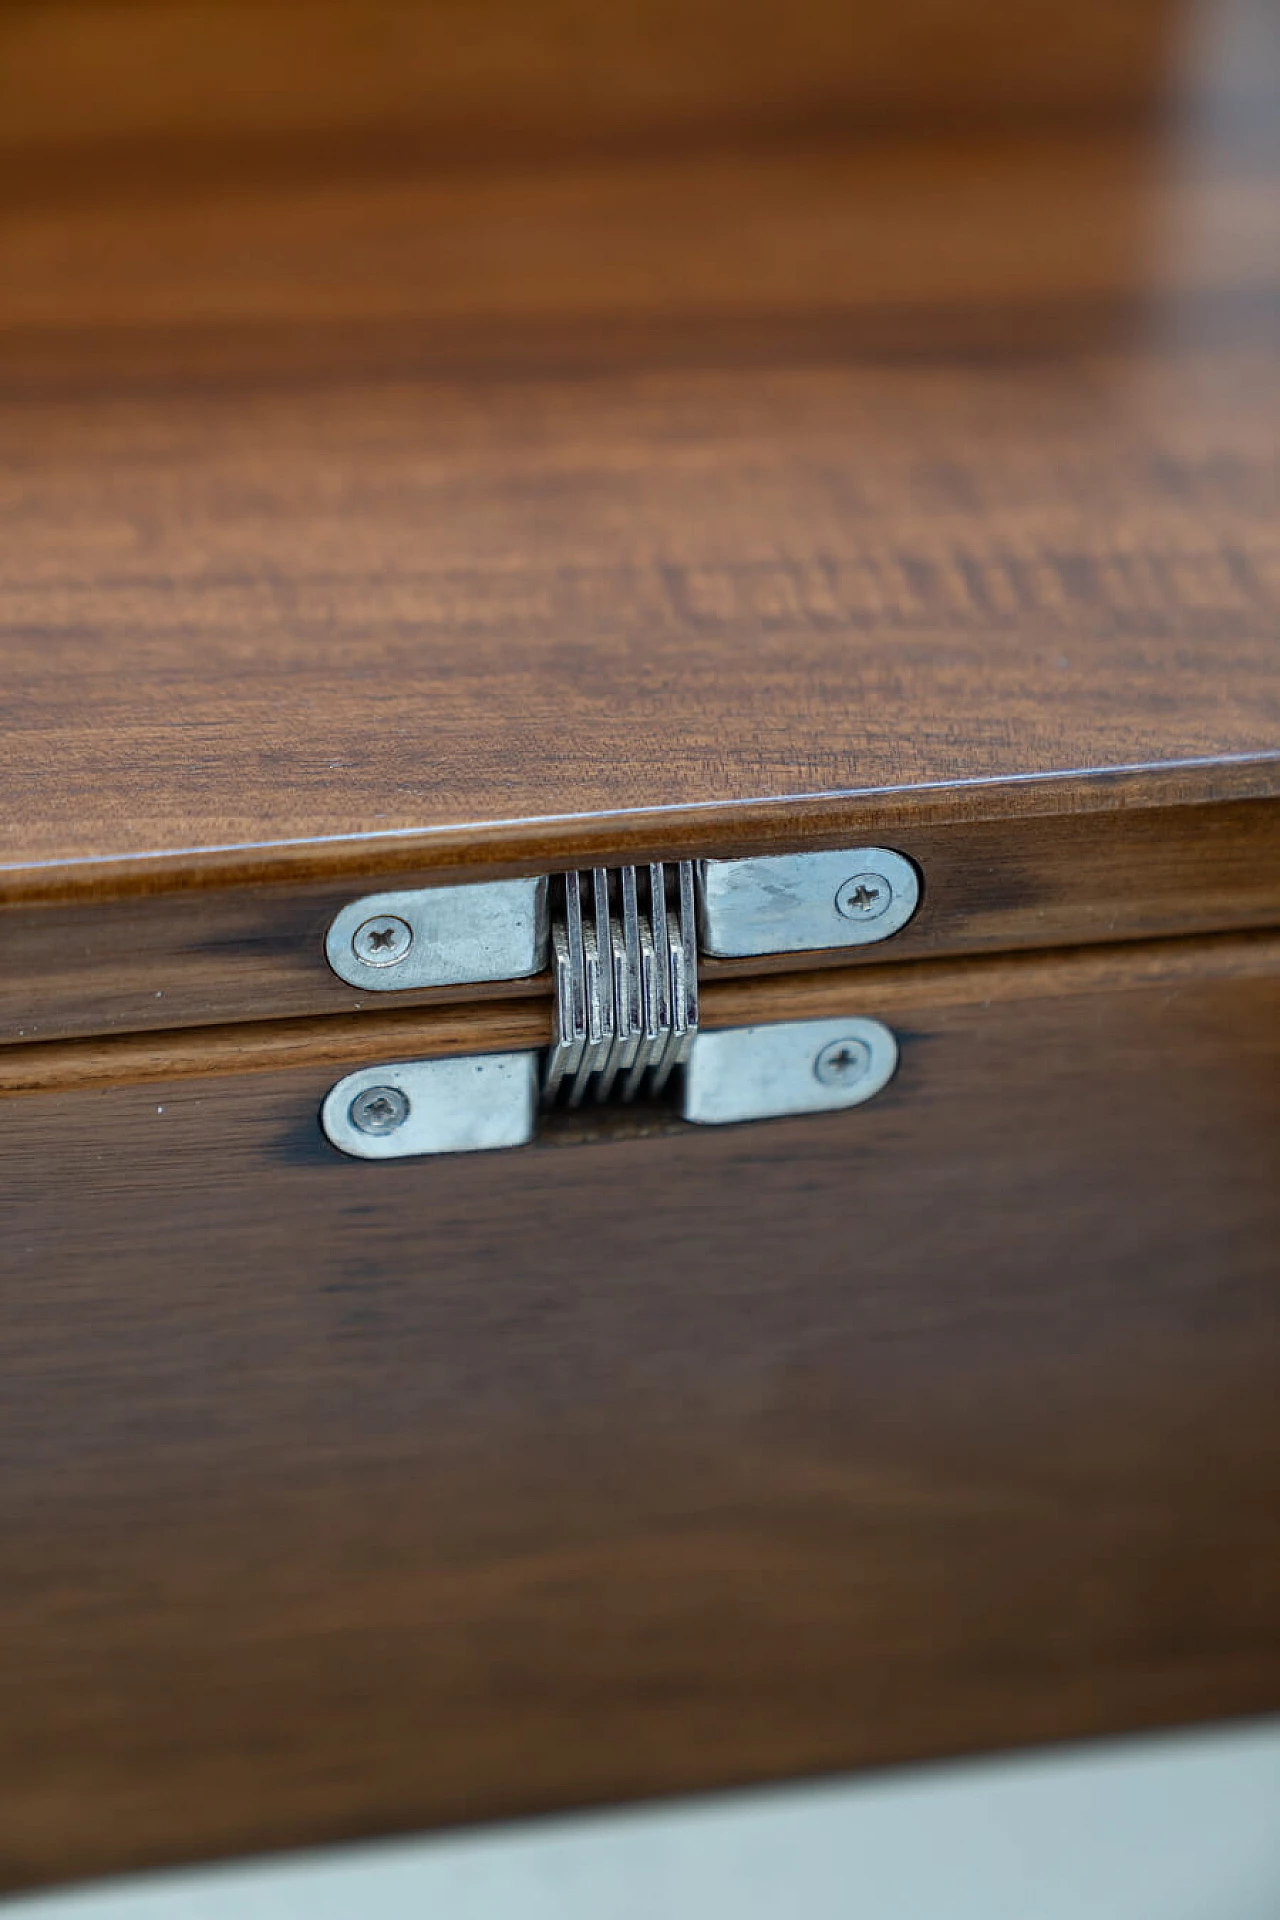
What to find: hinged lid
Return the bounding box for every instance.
[2,0,1279,1051]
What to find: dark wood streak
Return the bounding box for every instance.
[0,0,1183,181]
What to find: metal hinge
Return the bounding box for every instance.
[320,848,913,1158]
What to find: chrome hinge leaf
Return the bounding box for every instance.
[696,848,919,957]
[324,878,549,992]
[321,1053,539,1160]
[682,1018,897,1126]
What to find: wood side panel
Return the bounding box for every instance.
[3,799,1278,1047]
[1,953,1277,1889]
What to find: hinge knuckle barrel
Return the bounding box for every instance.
[544,861,699,1108]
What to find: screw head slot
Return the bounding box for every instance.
[349,1086,411,1135]
[813,1037,873,1087]
[834,873,893,922]
[352,916,413,967]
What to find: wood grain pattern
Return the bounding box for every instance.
[0,0,1181,168]
[1,1,1278,892]
[2,797,1277,1047]
[3,922,1278,1096]
[1,941,1277,1890]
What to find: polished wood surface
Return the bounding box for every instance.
[1,940,1277,1890]
[2,1,1278,894]
[0,0,1180,165]
[3,797,1277,1047]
